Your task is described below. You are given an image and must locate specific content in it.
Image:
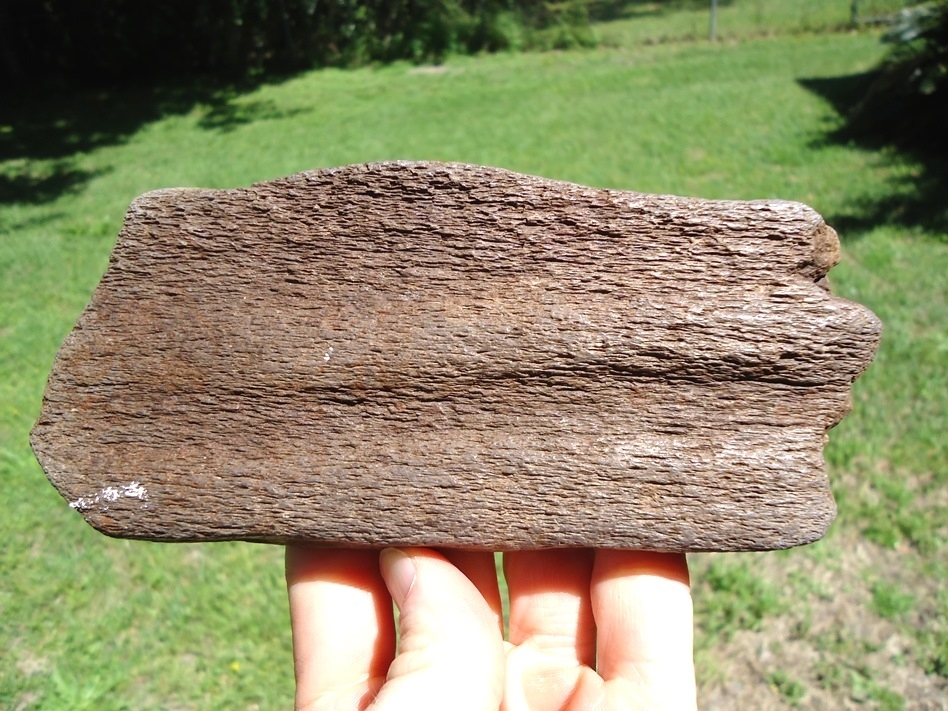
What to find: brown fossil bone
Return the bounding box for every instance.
[30,162,881,551]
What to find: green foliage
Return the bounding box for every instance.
[0,0,595,88]
[882,1,948,92]
[847,0,948,152]
[521,1,600,49]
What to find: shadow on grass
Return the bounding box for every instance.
[197,96,310,133]
[0,161,110,205]
[0,74,308,206]
[798,72,948,240]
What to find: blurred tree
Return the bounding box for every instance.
[0,0,594,91]
[846,1,948,150]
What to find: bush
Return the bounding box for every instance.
[848,1,948,151]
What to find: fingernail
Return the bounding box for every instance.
[380,548,415,609]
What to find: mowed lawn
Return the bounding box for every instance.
[2,24,946,711]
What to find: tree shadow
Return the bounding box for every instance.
[0,161,110,205]
[798,72,948,239]
[0,74,308,206]
[197,95,310,133]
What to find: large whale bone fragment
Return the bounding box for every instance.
[30,162,881,551]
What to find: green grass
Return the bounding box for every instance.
[3,2,946,708]
[828,229,948,556]
[871,581,916,620]
[696,557,785,640]
[767,669,807,706]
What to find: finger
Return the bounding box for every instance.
[439,549,504,634]
[505,549,596,662]
[503,549,595,711]
[591,550,696,710]
[369,548,505,711]
[286,547,395,711]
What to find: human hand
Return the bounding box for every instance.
[286,546,696,711]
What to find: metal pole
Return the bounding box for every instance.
[710,0,718,41]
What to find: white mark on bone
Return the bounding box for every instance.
[70,481,148,511]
